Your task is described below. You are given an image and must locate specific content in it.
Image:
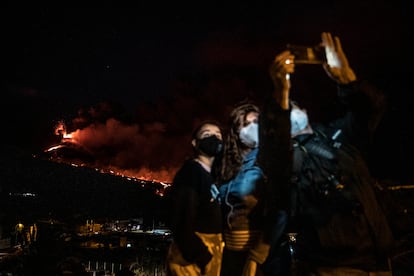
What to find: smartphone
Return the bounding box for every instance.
[286,44,326,64]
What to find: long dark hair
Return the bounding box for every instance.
[219,102,260,183]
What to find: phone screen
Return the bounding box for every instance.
[287,44,326,64]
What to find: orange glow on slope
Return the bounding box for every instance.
[44,121,176,185]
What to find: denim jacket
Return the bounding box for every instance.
[219,148,264,231]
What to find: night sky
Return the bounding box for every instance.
[1,4,411,183]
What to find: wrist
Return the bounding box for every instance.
[339,68,357,84]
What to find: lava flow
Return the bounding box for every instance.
[42,120,175,191]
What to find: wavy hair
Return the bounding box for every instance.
[218,103,260,183]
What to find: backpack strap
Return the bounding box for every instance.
[289,139,307,219]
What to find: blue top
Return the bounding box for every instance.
[219,148,264,231]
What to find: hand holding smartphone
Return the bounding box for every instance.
[286,44,326,64]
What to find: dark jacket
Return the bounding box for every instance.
[168,160,222,269]
[290,80,395,271]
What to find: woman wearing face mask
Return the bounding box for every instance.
[166,120,225,276]
[218,50,294,276]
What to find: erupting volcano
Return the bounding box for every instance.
[40,119,178,185]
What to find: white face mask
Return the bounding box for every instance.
[290,108,309,135]
[239,122,259,148]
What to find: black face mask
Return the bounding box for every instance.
[196,136,223,157]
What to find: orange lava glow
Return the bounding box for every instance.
[44,121,176,186]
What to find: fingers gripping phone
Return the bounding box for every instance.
[287,44,326,64]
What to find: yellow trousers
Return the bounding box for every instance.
[167,232,224,276]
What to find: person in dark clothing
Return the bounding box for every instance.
[285,32,396,275]
[218,50,294,275]
[166,121,224,276]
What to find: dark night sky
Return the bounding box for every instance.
[1,4,412,183]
